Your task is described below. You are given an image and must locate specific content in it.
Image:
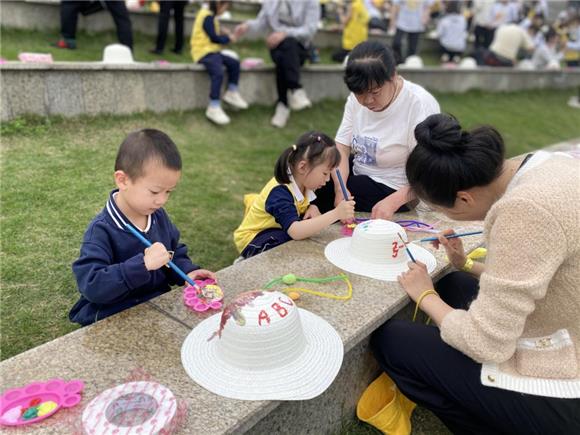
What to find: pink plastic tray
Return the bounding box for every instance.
[183,279,223,312]
[0,379,84,426]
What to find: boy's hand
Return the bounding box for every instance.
[303,205,321,220]
[335,199,355,222]
[144,242,172,271]
[187,269,217,283]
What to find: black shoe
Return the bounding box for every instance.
[171,48,182,55]
[149,48,163,55]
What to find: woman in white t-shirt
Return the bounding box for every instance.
[313,40,439,220]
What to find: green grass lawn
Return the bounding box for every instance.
[0,26,442,66]
[0,26,343,65]
[2,89,579,362]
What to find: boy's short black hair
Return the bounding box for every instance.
[114,129,182,179]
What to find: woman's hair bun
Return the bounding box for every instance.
[414,114,464,153]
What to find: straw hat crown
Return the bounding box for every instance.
[212,291,306,370]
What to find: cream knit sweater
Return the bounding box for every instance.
[440,154,580,398]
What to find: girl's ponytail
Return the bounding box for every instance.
[274,131,340,184]
[274,146,295,184]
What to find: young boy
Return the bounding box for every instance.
[69,129,216,325]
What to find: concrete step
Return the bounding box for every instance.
[2,61,579,121]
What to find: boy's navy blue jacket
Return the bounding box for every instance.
[70,190,199,326]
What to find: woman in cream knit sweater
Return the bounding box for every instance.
[371,113,580,433]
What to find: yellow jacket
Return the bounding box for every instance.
[191,8,223,62]
[234,177,314,253]
[343,0,370,51]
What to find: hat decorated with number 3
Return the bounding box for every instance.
[325,219,436,281]
[181,290,344,400]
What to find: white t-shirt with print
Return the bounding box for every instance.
[335,79,440,190]
[392,0,434,33]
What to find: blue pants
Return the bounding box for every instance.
[199,53,240,101]
[241,228,291,259]
[371,272,580,434]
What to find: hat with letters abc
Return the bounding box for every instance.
[181,290,343,400]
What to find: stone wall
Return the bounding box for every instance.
[2,62,579,121]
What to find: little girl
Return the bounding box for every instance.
[234,131,356,259]
[191,1,248,125]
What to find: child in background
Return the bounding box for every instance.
[234,131,356,259]
[389,0,435,63]
[489,0,519,29]
[564,14,580,67]
[70,129,216,325]
[436,0,467,63]
[191,1,248,125]
[532,27,563,69]
[332,0,370,63]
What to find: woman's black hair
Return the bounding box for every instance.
[274,131,341,184]
[344,41,397,94]
[406,114,505,207]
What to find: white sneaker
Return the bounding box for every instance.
[288,88,312,111]
[205,105,230,125]
[271,102,290,128]
[223,90,249,110]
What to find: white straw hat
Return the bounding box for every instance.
[102,44,134,64]
[325,219,436,281]
[400,55,424,69]
[181,290,343,401]
[459,57,477,69]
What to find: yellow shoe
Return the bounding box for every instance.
[357,373,416,435]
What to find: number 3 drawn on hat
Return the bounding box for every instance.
[392,241,399,258]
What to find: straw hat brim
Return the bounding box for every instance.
[324,238,436,281]
[181,309,344,401]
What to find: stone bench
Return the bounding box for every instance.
[0,208,485,434]
[2,62,580,121]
